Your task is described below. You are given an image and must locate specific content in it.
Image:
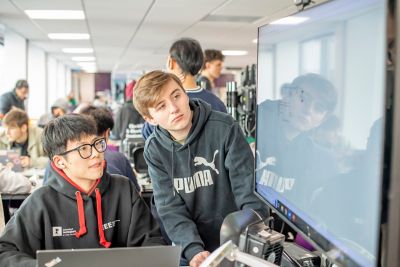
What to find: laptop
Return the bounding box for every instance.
[37,246,181,267]
[0,149,22,172]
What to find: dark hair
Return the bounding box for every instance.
[169,38,204,76]
[134,71,185,118]
[3,108,29,127]
[15,79,29,89]
[79,106,114,135]
[288,73,337,112]
[203,49,224,66]
[42,114,97,159]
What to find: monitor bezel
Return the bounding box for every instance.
[253,0,392,266]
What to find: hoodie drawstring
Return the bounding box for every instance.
[75,191,87,238]
[95,188,111,248]
[74,189,111,248]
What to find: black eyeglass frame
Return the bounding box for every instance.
[58,138,107,159]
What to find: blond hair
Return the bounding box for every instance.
[133,70,185,118]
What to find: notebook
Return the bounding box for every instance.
[0,149,22,172]
[37,245,181,267]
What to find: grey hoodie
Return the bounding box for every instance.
[144,99,266,261]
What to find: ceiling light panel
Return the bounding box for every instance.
[48,33,90,40]
[62,48,93,53]
[72,56,96,61]
[222,50,248,56]
[25,10,85,20]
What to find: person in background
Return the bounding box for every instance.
[0,80,29,119]
[0,109,48,169]
[142,38,226,140]
[196,49,225,91]
[37,98,69,128]
[0,162,31,194]
[79,106,141,192]
[0,114,165,267]
[111,80,144,141]
[134,71,267,267]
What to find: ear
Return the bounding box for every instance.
[21,124,28,133]
[104,129,110,141]
[166,55,173,71]
[205,61,211,70]
[169,57,181,73]
[53,155,67,169]
[144,115,157,126]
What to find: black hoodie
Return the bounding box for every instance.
[144,99,266,261]
[0,163,165,267]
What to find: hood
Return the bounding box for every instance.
[46,161,110,198]
[46,161,112,248]
[153,99,212,151]
[51,98,69,112]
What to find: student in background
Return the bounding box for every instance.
[112,80,144,141]
[141,38,226,140]
[0,80,29,118]
[196,49,224,91]
[37,98,69,128]
[0,162,31,194]
[79,106,141,192]
[0,114,165,267]
[0,108,48,168]
[134,71,266,267]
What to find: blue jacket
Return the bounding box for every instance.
[0,90,25,115]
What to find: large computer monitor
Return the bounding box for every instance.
[254,0,389,266]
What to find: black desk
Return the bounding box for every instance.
[2,193,30,201]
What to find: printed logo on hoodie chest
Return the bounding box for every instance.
[51,220,120,237]
[173,150,220,194]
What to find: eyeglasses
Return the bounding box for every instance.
[59,138,107,159]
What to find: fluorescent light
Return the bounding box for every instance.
[25,10,85,20]
[77,62,96,67]
[72,56,95,62]
[252,38,258,44]
[81,67,97,73]
[62,48,93,54]
[82,69,97,73]
[270,16,309,25]
[48,33,90,40]
[222,50,248,56]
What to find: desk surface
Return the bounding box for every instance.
[1,193,30,201]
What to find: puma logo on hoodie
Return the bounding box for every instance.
[173,151,220,194]
[174,169,214,194]
[194,150,219,174]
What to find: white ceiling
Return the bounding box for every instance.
[0,0,301,74]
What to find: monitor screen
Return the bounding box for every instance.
[254,0,387,266]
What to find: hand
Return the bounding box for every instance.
[20,156,31,168]
[189,251,210,267]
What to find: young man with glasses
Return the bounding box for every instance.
[0,114,165,267]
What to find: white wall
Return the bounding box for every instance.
[79,73,95,102]
[27,43,46,119]
[0,28,27,95]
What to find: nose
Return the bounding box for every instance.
[169,101,179,114]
